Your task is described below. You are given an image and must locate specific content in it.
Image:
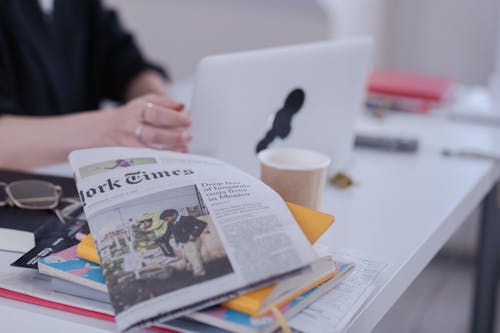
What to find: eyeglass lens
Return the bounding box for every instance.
[7,180,59,209]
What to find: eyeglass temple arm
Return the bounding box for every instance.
[53,208,66,225]
[0,182,7,207]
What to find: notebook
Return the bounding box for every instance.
[368,70,455,102]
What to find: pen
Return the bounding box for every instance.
[441,148,500,162]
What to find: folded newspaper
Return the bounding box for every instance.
[69,147,318,331]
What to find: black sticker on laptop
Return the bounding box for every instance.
[256,88,305,153]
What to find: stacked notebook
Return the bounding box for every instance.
[32,202,353,333]
[366,70,455,113]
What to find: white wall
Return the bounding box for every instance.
[108,0,330,81]
[108,0,498,85]
[317,0,388,66]
[383,0,499,84]
[318,0,499,84]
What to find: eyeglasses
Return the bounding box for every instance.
[0,180,82,224]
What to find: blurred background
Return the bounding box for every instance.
[109,0,498,85]
[107,1,499,332]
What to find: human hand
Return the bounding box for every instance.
[103,94,192,152]
[188,235,196,241]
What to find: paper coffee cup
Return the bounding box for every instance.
[258,148,331,210]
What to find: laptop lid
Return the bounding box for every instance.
[189,38,373,176]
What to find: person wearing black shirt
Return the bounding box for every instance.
[0,0,192,169]
[158,209,207,277]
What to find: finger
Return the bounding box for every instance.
[142,94,185,111]
[165,144,189,153]
[144,143,189,153]
[139,125,193,146]
[143,106,191,127]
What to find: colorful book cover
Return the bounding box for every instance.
[199,287,318,329]
[223,255,336,317]
[38,245,107,292]
[187,260,353,333]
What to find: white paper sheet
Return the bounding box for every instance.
[289,246,388,333]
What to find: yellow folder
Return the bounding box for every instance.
[285,202,334,244]
[221,202,335,317]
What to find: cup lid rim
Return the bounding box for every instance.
[257,148,331,170]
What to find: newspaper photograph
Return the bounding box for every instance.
[94,184,234,314]
[69,147,318,331]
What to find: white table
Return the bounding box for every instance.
[321,111,500,332]
[2,111,499,332]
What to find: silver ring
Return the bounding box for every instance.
[141,102,154,121]
[135,124,143,142]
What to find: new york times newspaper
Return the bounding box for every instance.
[69,147,318,331]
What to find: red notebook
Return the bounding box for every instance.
[368,70,455,102]
[0,287,175,333]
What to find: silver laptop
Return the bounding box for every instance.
[189,38,373,175]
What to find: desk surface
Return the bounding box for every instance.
[322,112,499,332]
[3,112,500,332]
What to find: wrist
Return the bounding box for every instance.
[70,109,116,148]
[126,70,168,100]
[93,108,120,147]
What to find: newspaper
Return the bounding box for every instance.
[68,147,318,332]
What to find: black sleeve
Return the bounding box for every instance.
[0,21,21,114]
[87,0,169,103]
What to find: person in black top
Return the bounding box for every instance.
[158,209,207,277]
[0,0,192,169]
